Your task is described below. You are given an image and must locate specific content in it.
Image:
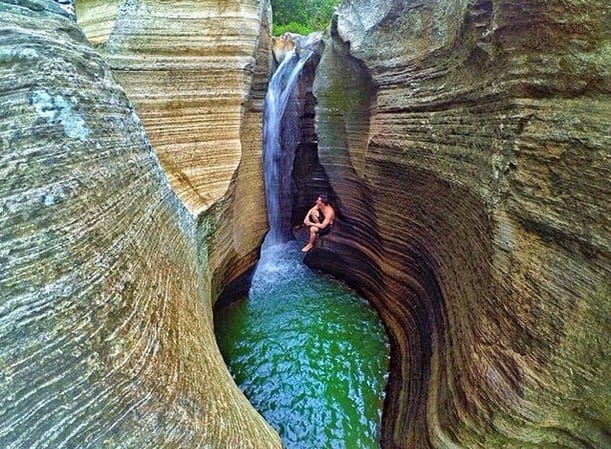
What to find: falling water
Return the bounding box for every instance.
[262,48,312,246]
[215,35,390,449]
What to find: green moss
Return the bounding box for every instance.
[317,41,373,114]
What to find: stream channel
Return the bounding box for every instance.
[214,40,390,448]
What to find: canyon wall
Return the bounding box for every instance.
[75,0,272,294]
[3,0,609,447]
[0,0,280,448]
[309,0,610,447]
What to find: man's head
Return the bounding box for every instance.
[317,193,329,205]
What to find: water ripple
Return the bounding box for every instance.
[215,241,389,449]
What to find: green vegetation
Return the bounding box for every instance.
[272,21,312,36]
[271,0,341,35]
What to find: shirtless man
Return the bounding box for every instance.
[302,194,335,252]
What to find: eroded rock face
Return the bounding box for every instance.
[310,0,610,447]
[0,1,279,447]
[75,0,273,294]
[271,32,296,65]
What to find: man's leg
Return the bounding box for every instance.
[301,226,318,252]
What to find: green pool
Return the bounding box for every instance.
[214,241,390,449]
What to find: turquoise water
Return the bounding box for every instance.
[214,241,389,449]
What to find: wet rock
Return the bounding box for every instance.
[272,32,296,65]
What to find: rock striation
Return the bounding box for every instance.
[3,0,609,447]
[0,0,279,448]
[308,0,610,447]
[75,0,273,293]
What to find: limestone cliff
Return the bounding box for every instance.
[309,0,610,447]
[0,0,279,448]
[75,0,273,293]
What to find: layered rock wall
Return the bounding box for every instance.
[0,0,279,447]
[75,0,272,294]
[310,0,610,447]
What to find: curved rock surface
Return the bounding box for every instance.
[0,1,279,448]
[309,0,610,447]
[76,0,273,294]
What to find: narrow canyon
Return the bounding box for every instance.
[0,0,609,448]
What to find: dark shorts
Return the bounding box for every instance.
[317,223,333,237]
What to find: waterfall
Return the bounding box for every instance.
[217,37,390,449]
[262,48,312,246]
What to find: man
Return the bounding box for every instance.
[302,193,335,252]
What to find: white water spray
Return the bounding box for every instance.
[262,48,313,247]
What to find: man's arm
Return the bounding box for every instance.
[314,208,334,229]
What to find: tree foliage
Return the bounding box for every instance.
[271,0,340,35]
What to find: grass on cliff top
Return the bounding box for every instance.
[271,0,340,35]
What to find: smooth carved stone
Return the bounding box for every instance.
[75,0,273,301]
[0,1,280,448]
[310,0,610,448]
[75,0,271,216]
